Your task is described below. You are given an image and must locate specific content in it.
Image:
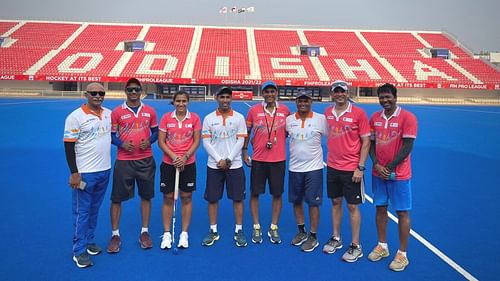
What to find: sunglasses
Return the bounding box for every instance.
[126,87,142,93]
[87,91,105,97]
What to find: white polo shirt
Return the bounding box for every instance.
[64,105,112,173]
[202,109,247,169]
[286,111,327,172]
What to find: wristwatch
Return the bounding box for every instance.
[357,165,366,171]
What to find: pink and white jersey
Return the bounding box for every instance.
[325,102,370,171]
[370,106,418,180]
[64,105,112,173]
[111,102,158,161]
[286,111,327,172]
[159,110,201,165]
[202,109,247,169]
[246,102,290,162]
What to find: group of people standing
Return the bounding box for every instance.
[64,78,417,272]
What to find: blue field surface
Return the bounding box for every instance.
[0,98,499,281]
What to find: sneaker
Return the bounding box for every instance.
[73,252,93,268]
[389,252,410,272]
[86,243,102,255]
[368,245,390,262]
[107,235,121,253]
[267,227,282,244]
[202,230,220,247]
[342,243,363,262]
[252,227,263,244]
[234,230,248,247]
[178,232,189,249]
[291,231,308,246]
[300,234,319,252]
[160,232,172,249]
[322,236,343,254]
[139,232,153,249]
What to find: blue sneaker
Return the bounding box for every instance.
[234,230,248,247]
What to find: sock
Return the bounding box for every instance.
[235,224,243,233]
[398,250,407,257]
[310,232,317,239]
[298,224,306,233]
[210,224,218,233]
[141,227,148,234]
[112,229,120,236]
[270,224,278,230]
[333,236,341,241]
[253,224,261,230]
[378,242,388,249]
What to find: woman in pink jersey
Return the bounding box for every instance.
[158,91,201,250]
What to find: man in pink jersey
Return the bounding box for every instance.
[64,83,111,268]
[158,91,201,250]
[243,80,290,244]
[367,83,417,272]
[107,78,159,253]
[322,80,370,262]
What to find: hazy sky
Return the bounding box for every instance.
[2,0,499,52]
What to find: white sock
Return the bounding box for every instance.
[253,224,261,230]
[398,250,407,257]
[210,224,218,233]
[112,229,120,236]
[235,224,242,233]
[378,242,388,249]
[181,231,188,237]
[141,227,148,234]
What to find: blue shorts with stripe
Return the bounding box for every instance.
[288,168,323,207]
[372,175,412,211]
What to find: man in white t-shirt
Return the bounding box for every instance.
[201,87,248,247]
[63,83,111,268]
[286,91,327,253]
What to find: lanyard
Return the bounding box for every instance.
[264,105,277,144]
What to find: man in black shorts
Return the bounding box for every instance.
[243,80,290,244]
[322,81,371,262]
[201,87,248,247]
[107,78,159,253]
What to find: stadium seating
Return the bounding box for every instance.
[0,20,499,90]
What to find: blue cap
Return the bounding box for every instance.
[296,91,312,99]
[261,80,278,91]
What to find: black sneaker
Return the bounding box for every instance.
[87,243,102,255]
[73,252,93,268]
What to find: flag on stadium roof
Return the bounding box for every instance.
[219,7,228,13]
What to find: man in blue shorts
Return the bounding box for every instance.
[368,83,418,271]
[286,91,327,252]
[201,87,248,247]
[64,82,111,268]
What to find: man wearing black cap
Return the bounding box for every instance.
[106,78,159,253]
[286,91,327,252]
[201,87,249,247]
[243,80,290,244]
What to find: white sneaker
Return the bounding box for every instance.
[160,232,172,249]
[178,232,189,248]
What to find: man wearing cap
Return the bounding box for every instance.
[286,91,327,252]
[243,80,290,244]
[367,83,417,271]
[106,78,159,253]
[64,82,112,268]
[322,80,370,262]
[201,87,249,247]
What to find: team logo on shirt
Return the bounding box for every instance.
[342,117,353,123]
[374,121,383,127]
[390,123,399,128]
[276,113,285,117]
[142,112,151,118]
[167,124,176,128]
[121,114,131,120]
[185,124,193,128]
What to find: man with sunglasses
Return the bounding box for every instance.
[64,83,112,268]
[243,80,290,244]
[322,80,370,262]
[107,78,159,253]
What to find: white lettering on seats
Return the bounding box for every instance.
[335,59,381,80]
[136,54,178,75]
[271,58,308,78]
[58,53,103,73]
[413,60,457,81]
